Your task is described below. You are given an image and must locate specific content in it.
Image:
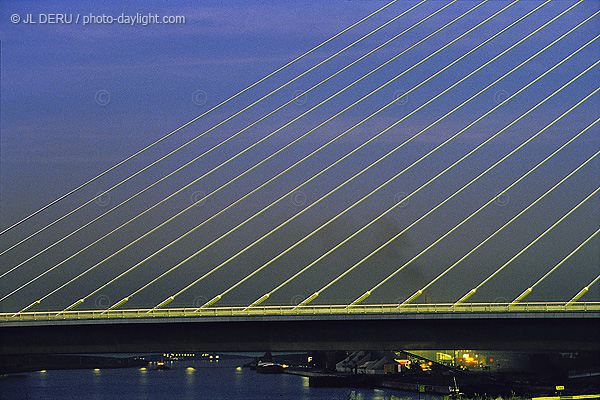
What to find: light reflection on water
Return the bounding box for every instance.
[0,358,424,400]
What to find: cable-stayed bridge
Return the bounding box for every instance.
[1,0,599,353]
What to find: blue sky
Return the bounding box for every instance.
[1,0,599,312]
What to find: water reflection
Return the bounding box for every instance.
[37,369,47,389]
[234,365,243,388]
[185,367,195,397]
[1,358,414,400]
[138,367,148,387]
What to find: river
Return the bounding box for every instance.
[0,358,429,400]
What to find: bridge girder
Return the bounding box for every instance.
[1,312,599,354]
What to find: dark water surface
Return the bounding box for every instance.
[0,358,421,400]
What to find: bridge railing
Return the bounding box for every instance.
[1,302,599,323]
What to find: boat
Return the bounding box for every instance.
[153,362,171,371]
[256,361,284,374]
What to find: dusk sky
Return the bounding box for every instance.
[1,0,598,313]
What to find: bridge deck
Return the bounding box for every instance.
[1,303,599,354]
[2,302,599,325]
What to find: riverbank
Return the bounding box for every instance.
[283,367,600,398]
[0,354,147,374]
[284,368,452,395]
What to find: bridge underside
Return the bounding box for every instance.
[1,312,599,354]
